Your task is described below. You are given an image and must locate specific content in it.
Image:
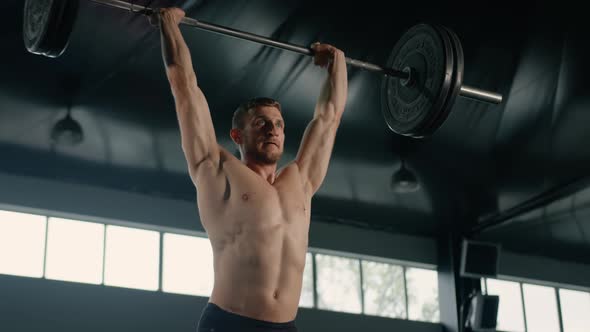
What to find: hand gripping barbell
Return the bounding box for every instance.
[23,0,503,138]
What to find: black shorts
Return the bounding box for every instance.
[197,302,298,332]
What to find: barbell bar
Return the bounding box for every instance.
[90,0,501,105]
[23,0,504,138]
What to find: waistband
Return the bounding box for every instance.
[199,302,296,330]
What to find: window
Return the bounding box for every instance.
[0,210,46,278]
[104,225,160,291]
[406,267,439,322]
[298,252,314,308]
[486,279,525,332]
[316,254,362,313]
[162,233,213,296]
[0,206,449,326]
[45,217,104,284]
[362,260,406,318]
[559,289,590,332]
[522,284,560,332]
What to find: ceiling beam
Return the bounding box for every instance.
[470,175,590,236]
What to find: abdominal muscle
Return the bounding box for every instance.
[208,219,308,323]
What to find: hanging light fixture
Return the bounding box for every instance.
[51,104,83,146]
[390,159,420,193]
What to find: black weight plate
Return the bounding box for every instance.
[412,24,454,138]
[421,26,464,137]
[380,23,453,137]
[35,0,66,56]
[23,0,55,55]
[23,0,78,58]
[45,0,79,57]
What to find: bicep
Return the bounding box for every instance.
[295,109,340,195]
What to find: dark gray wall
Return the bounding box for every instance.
[0,275,443,332]
[498,251,590,291]
[0,172,438,266]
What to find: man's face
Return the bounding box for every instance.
[240,106,285,164]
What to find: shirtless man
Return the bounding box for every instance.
[154,8,347,332]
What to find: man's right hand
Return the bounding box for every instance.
[149,7,185,27]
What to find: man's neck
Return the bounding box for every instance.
[243,159,277,184]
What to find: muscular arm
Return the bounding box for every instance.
[295,45,348,196]
[159,9,219,184]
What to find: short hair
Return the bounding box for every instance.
[232,97,282,129]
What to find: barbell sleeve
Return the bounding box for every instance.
[89,0,502,105]
[459,85,502,104]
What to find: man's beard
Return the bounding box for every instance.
[241,135,283,164]
[251,148,282,164]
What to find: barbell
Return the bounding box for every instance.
[23,0,503,138]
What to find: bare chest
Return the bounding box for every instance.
[197,162,311,243]
[230,165,308,224]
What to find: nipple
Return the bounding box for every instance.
[242,193,249,201]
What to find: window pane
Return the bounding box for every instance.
[316,254,361,313]
[559,289,590,332]
[406,268,439,322]
[162,233,213,296]
[298,252,314,308]
[0,210,46,278]
[45,218,104,284]
[523,284,560,332]
[362,261,406,318]
[104,225,160,291]
[486,279,525,332]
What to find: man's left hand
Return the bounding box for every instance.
[311,42,342,69]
